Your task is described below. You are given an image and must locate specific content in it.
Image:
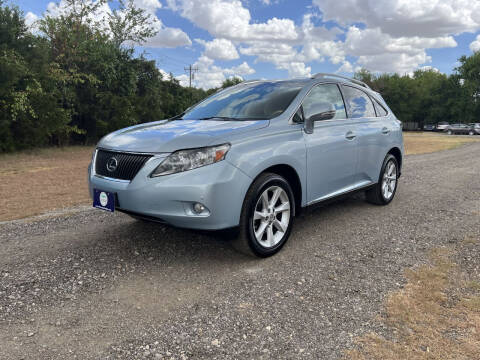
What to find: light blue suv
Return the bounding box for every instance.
[88,74,403,257]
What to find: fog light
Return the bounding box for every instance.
[193,203,206,214]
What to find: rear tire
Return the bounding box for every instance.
[366,154,399,205]
[233,173,295,258]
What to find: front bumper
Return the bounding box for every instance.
[88,155,252,230]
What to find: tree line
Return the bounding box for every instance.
[354,55,480,127]
[1,0,480,153]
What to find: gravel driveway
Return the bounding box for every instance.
[1,142,479,359]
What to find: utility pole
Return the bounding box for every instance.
[184,64,199,87]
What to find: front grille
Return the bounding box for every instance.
[95,149,153,181]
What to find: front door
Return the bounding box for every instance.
[302,83,359,204]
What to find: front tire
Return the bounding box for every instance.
[233,173,295,257]
[366,154,399,205]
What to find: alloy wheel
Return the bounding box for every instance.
[252,186,291,248]
[381,160,397,200]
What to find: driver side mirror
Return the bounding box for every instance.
[304,103,336,134]
[309,109,337,122]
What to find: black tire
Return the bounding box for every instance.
[366,154,399,205]
[232,172,295,258]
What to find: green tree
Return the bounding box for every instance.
[0,2,72,151]
[455,52,480,122]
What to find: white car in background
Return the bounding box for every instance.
[436,122,449,132]
[469,123,480,135]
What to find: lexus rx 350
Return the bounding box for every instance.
[88,74,404,257]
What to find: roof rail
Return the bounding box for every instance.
[312,73,371,89]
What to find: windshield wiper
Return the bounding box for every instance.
[198,116,239,121]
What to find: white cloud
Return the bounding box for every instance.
[307,0,480,73]
[166,0,298,42]
[418,66,440,73]
[314,0,480,38]
[196,38,239,60]
[225,61,255,76]
[146,23,192,47]
[342,26,456,73]
[470,34,480,52]
[283,62,312,77]
[357,52,431,74]
[336,61,353,74]
[159,68,173,80]
[133,0,162,14]
[24,12,39,31]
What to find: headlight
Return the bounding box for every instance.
[150,143,231,177]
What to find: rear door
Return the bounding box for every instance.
[344,85,392,183]
[302,83,360,204]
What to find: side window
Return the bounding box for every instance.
[292,108,303,123]
[373,99,388,117]
[302,84,347,121]
[342,86,376,118]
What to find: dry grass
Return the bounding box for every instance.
[0,146,94,221]
[345,245,480,360]
[403,132,479,155]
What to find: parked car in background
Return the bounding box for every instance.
[446,124,470,135]
[436,122,449,132]
[423,124,436,131]
[468,123,480,135]
[88,73,403,257]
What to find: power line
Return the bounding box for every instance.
[184,64,199,88]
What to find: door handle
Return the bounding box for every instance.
[382,127,391,134]
[345,131,356,140]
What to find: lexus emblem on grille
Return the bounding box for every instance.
[106,157,118,172]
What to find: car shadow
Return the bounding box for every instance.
[89,191,370,268]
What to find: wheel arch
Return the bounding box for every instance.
[251,164,303,216]
[387,147,402,175]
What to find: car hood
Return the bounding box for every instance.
[98,119,269,153]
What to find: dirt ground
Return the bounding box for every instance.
[0,132,478,222]
[0,146,94,221]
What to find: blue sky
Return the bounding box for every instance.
[17,0,480,89]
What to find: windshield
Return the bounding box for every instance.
[181,82,303,120]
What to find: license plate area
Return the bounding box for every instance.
[93,189,115,212]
